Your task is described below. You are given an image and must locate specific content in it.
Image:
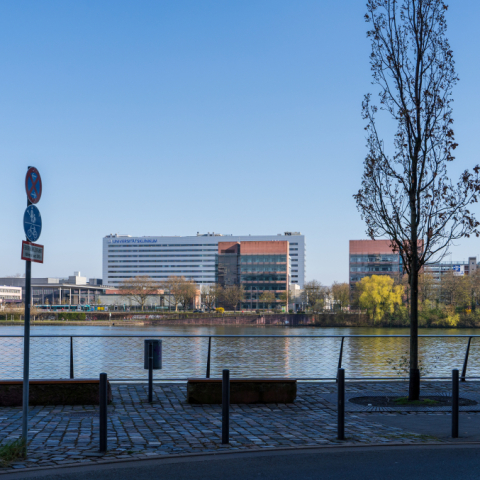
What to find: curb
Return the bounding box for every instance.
[1,440,480,476]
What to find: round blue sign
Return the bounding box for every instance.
[23,205,42,242]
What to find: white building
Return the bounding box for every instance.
[0,286,22,305]
[103,232,306,288]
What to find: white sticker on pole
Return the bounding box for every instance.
[21,241,44,263]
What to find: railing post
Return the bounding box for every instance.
[206,337,212,378]
[148,342,153,403]
[222,369,230,444]
[336,337,345,383]
[461,337,472,382]
[337,368,345,440]
[69,336,74,379]
[452,369,459,438]
[99,372,108,453]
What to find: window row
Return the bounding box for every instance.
[108,254,216,258]
[350,255,399,263]
[350,265,400,272]
[108,244,219,248]
[240,274,287,282]
[240,265,287,273]
[239,255,287,264]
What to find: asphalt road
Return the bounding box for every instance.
[4,445,480,480]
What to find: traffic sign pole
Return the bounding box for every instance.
[22,194,32,452]
[21,165,43,454]
[22,233,31,451]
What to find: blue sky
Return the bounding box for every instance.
[2,1,480,284]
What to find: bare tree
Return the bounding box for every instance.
[440,270,469,308]
[278,291,293,310]
[418,272,437,303]
[178,280,198,311]
[302,280,325,310]
[354,0,480,399]
[162,276,196,312]
[469,269,480,310]
[201,284,221,311]
[258,291,276,310]
[119,276,160,311]
[331,282,350,310]
[221,285,245,312]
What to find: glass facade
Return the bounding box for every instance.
[349,254,402,285]
[239,254,287,310]
[217,247,289,310]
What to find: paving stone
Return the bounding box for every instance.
[0,381,473,471]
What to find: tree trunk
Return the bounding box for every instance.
[409,228,420,400]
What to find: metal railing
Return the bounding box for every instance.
[0,334,478,381]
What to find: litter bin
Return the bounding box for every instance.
[144,339,162,370]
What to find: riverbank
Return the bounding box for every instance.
[1,311,480,328]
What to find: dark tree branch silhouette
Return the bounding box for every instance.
[354,0,480,399]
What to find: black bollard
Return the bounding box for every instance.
[452,369,459,438]
[99,373,108,453]
[338,368,345,440]
[222,369,230,444]
[148,342,153,403]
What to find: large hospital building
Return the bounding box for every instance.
[103,232,305,288]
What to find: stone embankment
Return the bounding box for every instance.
[0,313,371,327]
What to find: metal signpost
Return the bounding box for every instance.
[22,166,43,452]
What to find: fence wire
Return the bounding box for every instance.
[0,335,477,381]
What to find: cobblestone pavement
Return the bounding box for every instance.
[0,381,477,472]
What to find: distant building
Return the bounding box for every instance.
[0,286,22,305]
[217,240,289,310]
[349,240,403,290]
[98,287,201,311]
[424,257,477,281]
[102,232,306,288]
[0,272,108,306]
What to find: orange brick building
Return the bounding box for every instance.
[217,241,289,310]
[349,240,402,290]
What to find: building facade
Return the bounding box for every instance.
[0,286,22,304]
[217,240,289,310]
[0,272,108,306]
[424,257,477,281]
[103,232,305,288]
[349,240,403,290]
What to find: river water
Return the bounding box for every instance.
[0,325,479,381]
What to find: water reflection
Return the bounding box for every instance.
[0,325,478,380]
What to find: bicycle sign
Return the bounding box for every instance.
[25,167,42,204]
[23,205,42,242]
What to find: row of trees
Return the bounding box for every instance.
[120,276,246,311]
[119,275,197,311]
[298,280,350,312]
[119,276,354,312]
[353,271,480,325]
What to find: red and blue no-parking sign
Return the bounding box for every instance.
[25,167,42,204]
